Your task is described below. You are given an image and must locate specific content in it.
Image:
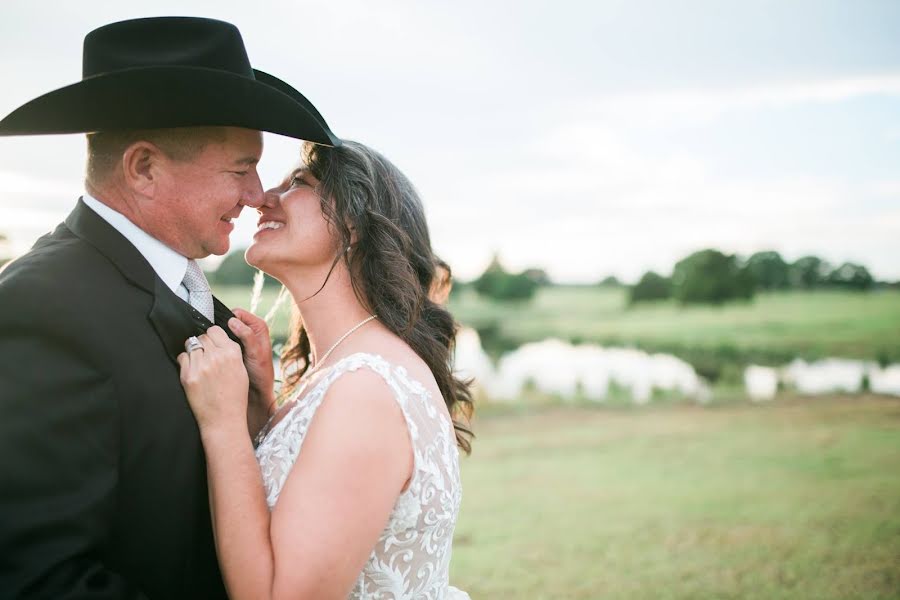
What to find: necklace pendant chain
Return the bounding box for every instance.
[307,315,377,378]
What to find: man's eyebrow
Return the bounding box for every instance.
[235,156,260,166]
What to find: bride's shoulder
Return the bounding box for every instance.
[335,334,439,397]
[303,361,413,474]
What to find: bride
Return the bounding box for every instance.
[177,140,473,599]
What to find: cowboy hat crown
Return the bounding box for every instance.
[0,16,340,146]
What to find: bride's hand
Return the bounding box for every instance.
[178,326,249,433]
[227,308,275,410]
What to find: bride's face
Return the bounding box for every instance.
[245,166,340,277]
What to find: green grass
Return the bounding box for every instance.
[449,396,900,599]
[446,286,900,363]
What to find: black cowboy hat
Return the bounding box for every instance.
[0,16,341,146]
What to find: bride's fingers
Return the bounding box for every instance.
[205,325,231,348]
[197,333,219,352]
[178,352,199,386]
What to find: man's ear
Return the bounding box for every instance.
[122,141,163,197]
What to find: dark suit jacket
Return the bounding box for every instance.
[0,199,239,599]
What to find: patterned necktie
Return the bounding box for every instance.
[182,259,215,322]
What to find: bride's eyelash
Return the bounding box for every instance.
[289,171,308,187]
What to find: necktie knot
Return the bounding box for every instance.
[182,259,214,321]
[182,259,210,293]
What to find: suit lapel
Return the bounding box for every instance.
[148,278,211,364]
[65,198,243,365]
[149,281,243,364]
[65,198,157,294]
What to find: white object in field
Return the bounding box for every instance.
[867,364,900,396]
[744,365,778,401]
[478,338,705,403]
[781,358,870,395]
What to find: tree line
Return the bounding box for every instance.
[629,250,881,306]
[465,249,888,306]
[208,246,891,307]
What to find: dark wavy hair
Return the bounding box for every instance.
[279,140,473,453]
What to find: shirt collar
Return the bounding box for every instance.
[82,193,188,295]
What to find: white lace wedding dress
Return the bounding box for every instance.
[254,353,471,599]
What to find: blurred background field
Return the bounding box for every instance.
[448,396,900,599]
[448,286,900,364]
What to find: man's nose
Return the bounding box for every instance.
[240,171,265,208]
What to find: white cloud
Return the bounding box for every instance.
[424,75,900,282]
[568,74,900,127]
[0,171,77,199]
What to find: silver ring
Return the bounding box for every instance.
[185,336,204,353]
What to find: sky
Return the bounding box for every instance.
[1,0,898,283]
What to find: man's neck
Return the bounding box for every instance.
[81,191,190,297]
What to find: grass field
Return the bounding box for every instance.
[449,396,900,599]
[446,286,900,365]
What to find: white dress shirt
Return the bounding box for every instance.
[82,193,191,301]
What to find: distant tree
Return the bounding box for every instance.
[826,262,874,291]
[598,275,622,287]
[672,249,755,305]
[628,271,671,304]
[473,254,538,302]
[789,255,830,289]
[210,248,279,287]
[522,268,552,286]
[746,251,790,290]
[448,278,466,297]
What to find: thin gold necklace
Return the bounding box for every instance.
[264,315,377,422]
[303,314,377,380]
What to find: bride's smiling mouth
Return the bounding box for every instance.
[255,220,285,236]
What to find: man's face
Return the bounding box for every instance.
[150,127,264,258]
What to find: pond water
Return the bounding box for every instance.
[453,328,900,403]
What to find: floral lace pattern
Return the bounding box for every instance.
[254,353,469,599]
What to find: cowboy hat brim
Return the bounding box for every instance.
[0,65,341,146]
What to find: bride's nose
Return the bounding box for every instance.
[257,189,280,213]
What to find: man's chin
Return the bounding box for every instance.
[206,237,231,257]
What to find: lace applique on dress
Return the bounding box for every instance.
[254,353,470,599]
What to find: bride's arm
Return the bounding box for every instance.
[198,421,275,597]
[179,327,412,600]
